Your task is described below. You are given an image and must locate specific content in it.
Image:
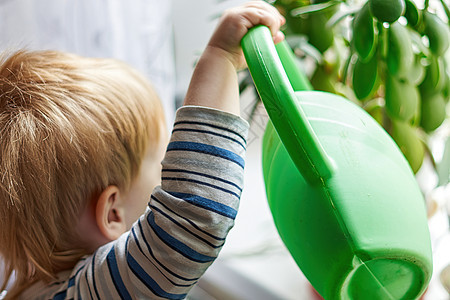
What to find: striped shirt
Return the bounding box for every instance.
[18,106,249,300]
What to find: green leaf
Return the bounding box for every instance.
[291,0,341,16]
[326,6,359,28]
[438,135,450,186]
[409,28,430,57]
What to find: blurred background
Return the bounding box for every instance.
[0,0,449,299]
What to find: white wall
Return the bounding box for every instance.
[0,0,176,124]
[171,0,248,106]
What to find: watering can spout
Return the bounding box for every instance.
[242,26,335,184]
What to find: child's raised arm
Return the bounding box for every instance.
[183,1,285,116]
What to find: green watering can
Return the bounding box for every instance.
[241,26,432,300]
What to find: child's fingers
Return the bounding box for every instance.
[244,0,283,21]
[243,1,276,13]
[243,1,285,28]
[207,1,285,69]
[239,6,285,38]
[273,31,285,44]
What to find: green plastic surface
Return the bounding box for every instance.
[242,26,432,300]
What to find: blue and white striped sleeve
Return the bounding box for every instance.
[82,106,248,299]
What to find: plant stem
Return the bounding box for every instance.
[439,0,450,24]
[379,23,388,61]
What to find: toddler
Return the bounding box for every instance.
[0,1,284,299]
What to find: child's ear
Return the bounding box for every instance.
[95,185,127,241]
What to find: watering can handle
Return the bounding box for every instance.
[241,26,334,183]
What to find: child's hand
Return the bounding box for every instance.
[207,1,285,70]
[183,1,284,115]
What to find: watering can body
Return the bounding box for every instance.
[242,26,432,299]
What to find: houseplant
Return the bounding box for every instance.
[241,0,450,175]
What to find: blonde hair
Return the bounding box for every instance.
[0,50,165,296]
